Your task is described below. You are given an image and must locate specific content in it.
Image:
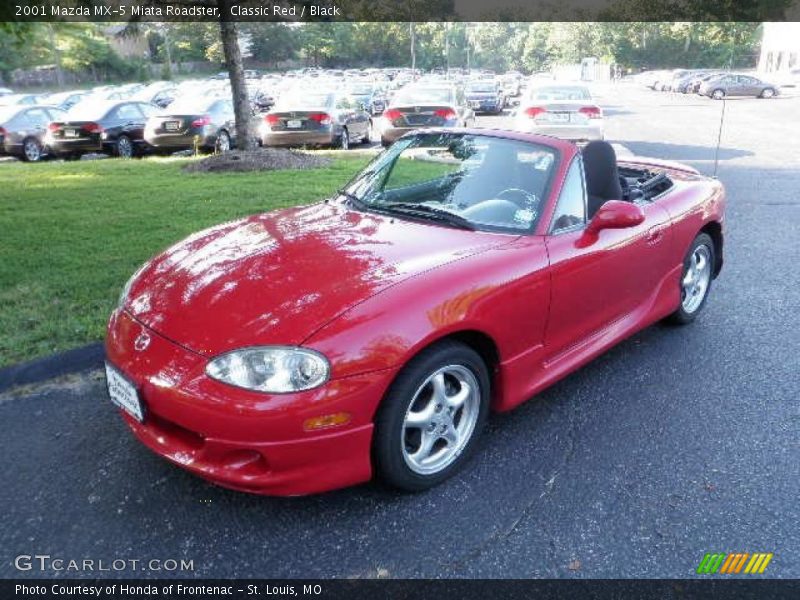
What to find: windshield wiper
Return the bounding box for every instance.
[380,202,476,230]
[337,189,368,209]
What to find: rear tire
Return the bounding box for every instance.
[711,89,725,100]
[338,128,350,150]
[665,233,715,325]
[373,341,490,492]
[21,137,43,162]
[115,135,134,159]
[215,130,231,153]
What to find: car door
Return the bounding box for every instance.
[543,156,673,361]
[110,103,145,142]
[18,107,50,147]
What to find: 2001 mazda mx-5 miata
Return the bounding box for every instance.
[106,130,725,496]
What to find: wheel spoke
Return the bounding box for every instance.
[411,429,437,463]
[446,382,471,409]
[442,425,460,447]
[405,403,434,428]
[431,372,448,404]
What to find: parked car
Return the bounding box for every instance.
[43,90,90,111]
[0,104,66,161]
[133,83,178,109]
[685,71,725,94]
[464,80,505,114]
[0,87,13,96]
[699,74,779,99]
[344,82,387,115]
[380,84,475,146]
[500,74,521,97]
[144,95,236,153]
[260,91,371,149]
[513,84,604,142]
[46,100,157,159]
[0,93,42,107]
[106,131,726,496]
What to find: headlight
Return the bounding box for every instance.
[206,347,330,393]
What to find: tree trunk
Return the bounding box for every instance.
[47,24,65,90]
[410,22,416,71]
[218,3,255,150]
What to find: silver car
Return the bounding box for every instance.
[380,84,475,147]
[512,84,604,142]
[260,91,372,149]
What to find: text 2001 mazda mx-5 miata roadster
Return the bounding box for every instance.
[106,130,725,496]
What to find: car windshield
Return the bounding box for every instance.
[347,85,373,95]
[274,92,333,110]
[0,106,22,122]
[342,132,557,233]
[393,87,453,105]
[466,83,496,93]
[163,97,216,113]
[65,102,112,121]
[529,86,591,101]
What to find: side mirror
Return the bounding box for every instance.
[585,200,644,235]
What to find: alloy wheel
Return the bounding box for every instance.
[681,244,712,314]
[117,136,133,158]
[401,365,480,475]
[23,139,42,162]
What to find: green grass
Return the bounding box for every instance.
[0,154,369,367]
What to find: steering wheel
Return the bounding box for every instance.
[496,188,538,209]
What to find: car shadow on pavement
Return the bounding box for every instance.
[622,141,753,162]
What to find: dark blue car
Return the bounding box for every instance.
[465,80,505,115]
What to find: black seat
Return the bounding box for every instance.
[582,141,623,218]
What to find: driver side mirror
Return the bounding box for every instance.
[585,200,644,236]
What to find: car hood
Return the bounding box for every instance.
[123,202,509,356]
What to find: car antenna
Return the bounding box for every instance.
[712,97,726,179]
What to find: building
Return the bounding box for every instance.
[758,22,800,74]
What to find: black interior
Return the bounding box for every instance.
[582,140,624,218]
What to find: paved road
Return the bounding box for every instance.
[2,83,799,579]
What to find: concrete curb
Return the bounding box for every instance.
[0,343,105,394]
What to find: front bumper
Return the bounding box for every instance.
[106,309,395,496]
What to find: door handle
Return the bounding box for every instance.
[646,227,664,246]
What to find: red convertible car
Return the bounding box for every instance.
[106,130,725,496]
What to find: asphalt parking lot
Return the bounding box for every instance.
[2,82,799,579]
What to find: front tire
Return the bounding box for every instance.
[373,341,490,491]
[760,88,776,99]
[711,89,725,100]
[666,232,715,325]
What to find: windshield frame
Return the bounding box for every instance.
[339,132,561,235]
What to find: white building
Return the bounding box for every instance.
[758,22,800,74]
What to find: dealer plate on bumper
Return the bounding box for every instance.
[105,362,145,422]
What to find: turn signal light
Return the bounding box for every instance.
[303,412,352,431]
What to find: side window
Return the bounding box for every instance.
[25,108,50,127]
[114,103,143,121]
[550,157,587,233]
[138,103,157,117]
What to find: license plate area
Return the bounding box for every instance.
[547,112,570,123]
[105,362,145,422]
[64,129,78,138]
[164,121,181,131]
[286,120,302,129]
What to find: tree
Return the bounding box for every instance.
[216,0,255,150]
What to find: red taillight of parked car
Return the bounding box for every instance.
[0,127,6,136]
[83,122,104,133]
[434,108,457,120]
[308,112,332,125]
[383,108,403,123]
[524,106,546,118]
[264,113,280,125]
[578,106,602,119]
[191,115,212,128]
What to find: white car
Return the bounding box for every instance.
[512,84,604,142]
